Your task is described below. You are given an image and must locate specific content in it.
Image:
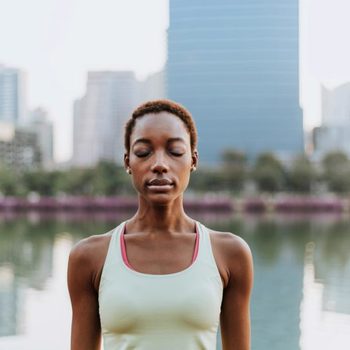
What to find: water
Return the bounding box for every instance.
[0,211,349,350]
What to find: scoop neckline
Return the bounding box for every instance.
[119,220,201,278]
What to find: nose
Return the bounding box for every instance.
[151,152,169,173]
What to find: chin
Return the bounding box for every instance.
[142,192,182,205]
[147,192,173,201]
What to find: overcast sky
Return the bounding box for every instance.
[1,0,350,162]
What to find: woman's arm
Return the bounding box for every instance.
[220,235,254,350]
[67,239,102,350]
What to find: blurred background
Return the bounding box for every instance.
[0,0,350,349]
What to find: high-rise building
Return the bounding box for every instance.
[0,121,41,172]
[139,70,165,104]
[313,83,350,159]
[167,0,304,165]
[72,70,166,168]
[29,108,54,170]
[73,71,139,167]
[0,65,26,125]
[322,83,350,127]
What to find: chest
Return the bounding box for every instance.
[99,267,223,335]
[123,234,197,275]
[94,233,229,293]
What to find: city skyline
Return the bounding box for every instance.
[1,0,350,162]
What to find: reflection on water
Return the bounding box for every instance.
[0,264,23,337]
[300,242,350,350]
[0,212,349,350]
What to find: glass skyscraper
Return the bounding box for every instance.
[167,0,304,165]
[0,65,26,125]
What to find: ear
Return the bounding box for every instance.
[191,149,199,169]
[124,153,130,171]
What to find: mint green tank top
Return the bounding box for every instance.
[98,220,223,350]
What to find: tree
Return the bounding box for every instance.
[189,167,227,193]
[322,151,350,193]
[287,155,316,193]
[21,169,63,196]
[322,151,348,172]
[55,167,95,195]
[220,149,247,192]
[251,153,285,192]
[0,165,19,195]
[90,160,134,195]
[91,160,120,195]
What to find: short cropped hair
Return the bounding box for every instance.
[124,99,198,155]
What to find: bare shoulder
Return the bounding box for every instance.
[68,229,114,291]
[211,229,252,261]
[69,229,113,264]
[208,228,254,289]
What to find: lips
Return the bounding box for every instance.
[147,178,173,186]
[146,178,174,192]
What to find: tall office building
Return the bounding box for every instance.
[0,65,26,125]
[322,83,350,127]
[313,83,350,159]
[73,71,139,167]
[139,70,165,104]
[167,0,304,165]
[0,121,41,171]
[29,108,54,170]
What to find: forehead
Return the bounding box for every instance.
[131,112,190,145]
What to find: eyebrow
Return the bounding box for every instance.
[132,137,186,147]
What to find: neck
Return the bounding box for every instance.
[127,194,194,235]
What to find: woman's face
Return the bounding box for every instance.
[124,112,198,204]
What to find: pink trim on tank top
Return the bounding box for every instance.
[120,222,199,271]
[120,223,134,270]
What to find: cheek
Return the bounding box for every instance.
[179,162,192,181]
[182,157,193,172]
[130,176,146,193]
[176,154,193,172]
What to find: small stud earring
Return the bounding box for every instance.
[126,168,132,174]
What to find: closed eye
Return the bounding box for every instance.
[171,152,184,157]
[135,152,149,158]
[135,151,184,157]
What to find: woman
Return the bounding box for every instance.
[67,99,254,350]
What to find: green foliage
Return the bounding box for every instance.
[54,161,134,196]
[0,160,133,196]
[3,149,350,196]
[54,167,94,195]
[287,155,316,193]
[21,170,63,196]
[327,170,350,193]
[251,153,285,192]
[321,151,350,193]
[90,160,134,195]
[189,167,227,193]
[0,165,20,195]
[322,151,348,172]
[220,149,247,192]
